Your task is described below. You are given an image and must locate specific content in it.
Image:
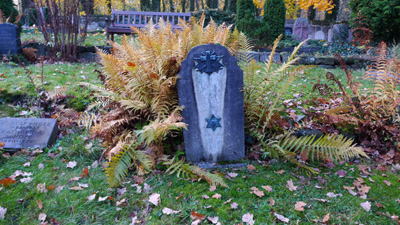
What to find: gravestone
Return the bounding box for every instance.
[0,23,22,55]
[293,18,309,41]
[0,118,58,150]
[177,44,245,162]
[327,29,334,42]
[314,31,325,40]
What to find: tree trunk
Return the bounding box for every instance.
[190,0,194,11]
[170,0,174,12]
[162,0,165,11]
[181,0,186,12]
[152,0,161,11]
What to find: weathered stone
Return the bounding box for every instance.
[80,52,97,61]
[247,51,260,62]
[314,31,325,40]
[0,23,22,55]
[281,52,289,63]
[327,29,334,42]
[86,46,96,53]
[315,56,335,65]
[0,118,58,150]
[293,18,309,41]
[177,44,245,162]
[260,52,281,63]
[78,46,87,53]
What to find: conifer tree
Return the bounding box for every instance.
[263,0,285,44]
[0,0,19,22]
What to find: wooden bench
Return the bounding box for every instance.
[105,11,192,42]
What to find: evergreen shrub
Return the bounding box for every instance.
[236,0,270,46]
[0,0,19,22]
[192,9,236,27]
[263,0,285,45]
[348,0,400,43]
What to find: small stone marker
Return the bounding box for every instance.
[177,44,245,162]
[0,23,22,55]
[314,31,325,40]
[0,118,58,150]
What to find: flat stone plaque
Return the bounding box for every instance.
[0,23,22,55]
[0,118,58,150]
[177,44,245,162]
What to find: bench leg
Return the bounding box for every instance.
[111,33,114,42]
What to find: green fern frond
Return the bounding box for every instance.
[105,144,152,187]
[165,158,229,188]
[275,134,368,162]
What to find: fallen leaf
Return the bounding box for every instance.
[87,193,96,201]
[91,161,98,169]
[0,206,7,219]
[360,201,371,212]
[250,187,264,197]
[130,216,137,225]
[313,198,329,202]
[55,186,64,193]
[359,185,370,194]
[38,163,44,170]
[286,179,298,191]
[224,199,232,204]
[37,199,43,209]
[274,213,289,223]
[68,186,83,191]
[143,183,151,193]
[336,170,346,177]
[210,183,217,191]
[23,162,30,167]
[262,185,273,192]
[80,167,89,178]
[131,184,142,193]
[38,213,46,221]
[231,202,238,209]
[162,207,180,215]
[117,187,127,197]
[202,195,210,199]
[116,198,127,206]
[0,178,16,187]
[20,177,33,183]
[348,189,358,196]
[384,180,391,186]
[69,177,80,182]
[327,192,342,198]
[375,203,384,208]
[98,196,108,201]
[269,197,275,206]
[208,216,219,224]
[37,183,48,193]
[149,193,160,206]
[46,185,55,191]
[369,177,375,183]
[322,213,330,222]
[275,170,285,174]
[77,183,88,188]
[66,161,77,168]
[191,211,206,221]
[227,172,238,178]
[294,201,307,211]
[242,213,255,225]
[247,164,256,171]
[212,193,222,199]
[343,185,355,190]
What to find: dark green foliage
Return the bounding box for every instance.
[192,9,236,27]
[236,0,270,46]
[348,0,400,43]
[263,0,285,44]
[0,0,18,22]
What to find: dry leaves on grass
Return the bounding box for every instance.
[294,201,307,211]
[247,164,256,171]
[274,213,289,223]
[23,162,30,167]
[208,216,219,224]
[242,213,255,225]
[231,202,238,209]
[250,187,264,197]
[149,193,160,206]
[286,179,298,191]
[0,206,6,220]
[37,199,43,209]
[20,177,33,183]
[360,201,371,212]
[275,170,285,174]
[262,185,273,192]
[38,212,46,222]
[202,195,210,199]
[191,211,206,225]
[66,161,77,168]
[323,213,330,223]
[212,193,222,199]
[162,207,180,215]
[0,178,16,187]
[87,193,96,201]
[269,198,275,206]
[384,180,391,186]
[327,192,342,198]
[210,183,216,191]
[227,172,238,178]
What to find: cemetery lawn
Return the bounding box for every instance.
[0,131,399,224]
[1,63,399,224]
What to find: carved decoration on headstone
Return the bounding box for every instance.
[177,44,245,162]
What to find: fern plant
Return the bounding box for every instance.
[82,15,252,187]
[164,158,229,188]
[243,35,368,173]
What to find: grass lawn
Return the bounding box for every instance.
[21,29,128,47]
[1,61,399,224]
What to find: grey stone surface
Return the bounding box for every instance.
[80,52,97,61]
[327,29,334,42]
[315,56,335,65]
[0,23,22,55]
[314,31,325,40]
[0,118,58,150]
[248,51,260,61]
[177,44,245,162]
[260,52,281,63]
[293,18,309,41]
[281,52,289,63]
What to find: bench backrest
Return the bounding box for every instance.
[111,11,192,29]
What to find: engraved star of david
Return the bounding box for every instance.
[205,114,221,131]
[194,51,224,75]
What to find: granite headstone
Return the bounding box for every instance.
[314,31,325,40]
[177,44,245,162]
[0,23,22,55]
[293,18,309,41]
[0,118,58,150]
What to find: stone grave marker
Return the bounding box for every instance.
[314,31,325,40]
[0,118,58,150]
[0,23,22,55]
[293,18,309,41]
[177,44,245,162]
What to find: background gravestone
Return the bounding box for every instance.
[0,23,22,55]
[177,44,245,162]
[0,118,58,150]
[293,18,309,41]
